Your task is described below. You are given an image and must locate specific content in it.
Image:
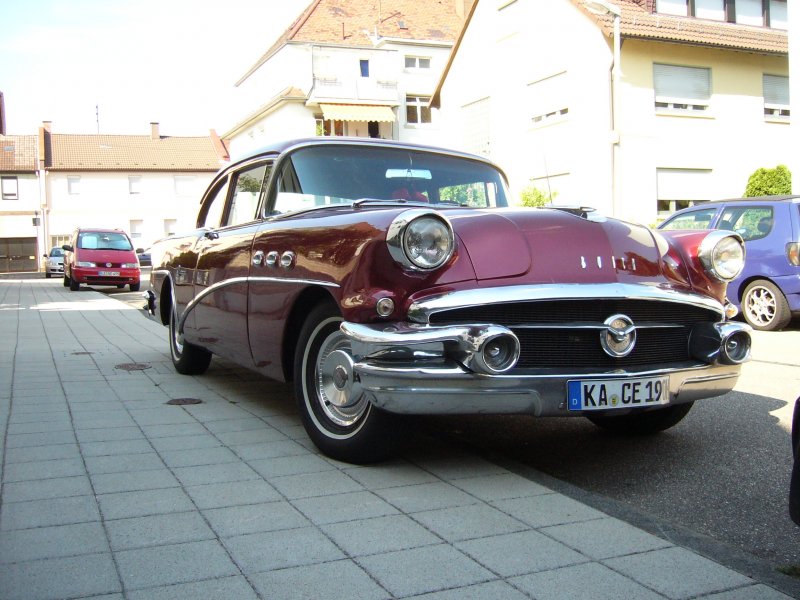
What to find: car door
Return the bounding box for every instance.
[190,159,272,365]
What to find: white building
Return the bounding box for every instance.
[223,0,472,158]
[432,0,790,225]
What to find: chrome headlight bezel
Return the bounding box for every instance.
[76,261,97,268]
[387,209,455,271]
[698,230,745,282]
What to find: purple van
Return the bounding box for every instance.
[659,196,800,331]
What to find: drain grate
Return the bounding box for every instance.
[115,363,151,371]
[166,398,203,405]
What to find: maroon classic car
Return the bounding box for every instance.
[144,138,752,463]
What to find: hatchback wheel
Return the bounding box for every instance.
[742,279,790,331]
[294,302,397,464]
[69,278,80,291]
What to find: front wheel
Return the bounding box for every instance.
[294,302,396,464]
[742,279,791,331]
[168,294,211,375]
[69,277,80,291]
[587,402,694,435]
[130,282,141,292]
[45,271,52,279]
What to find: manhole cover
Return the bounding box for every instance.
[71,351,93,355]
[166,398,203,405]
[115,363,151,371]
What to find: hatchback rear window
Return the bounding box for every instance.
[718,206,773,241]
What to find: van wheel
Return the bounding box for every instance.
[742,279,790,331]
[130,282,141,292]
[294,302,396,464]
[69,278,80,291]
[168,293,211,375]
[587,402,693,435]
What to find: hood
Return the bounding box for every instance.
[449,208,663,283]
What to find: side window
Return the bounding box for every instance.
[198,177,230,229]
[660,208,717,230]
[224,162,271,227]
[720,206,773,241]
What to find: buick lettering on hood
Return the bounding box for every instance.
[143,138,751,464]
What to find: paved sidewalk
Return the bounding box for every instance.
[0,278,796,600]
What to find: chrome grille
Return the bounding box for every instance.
[428,299,719,370]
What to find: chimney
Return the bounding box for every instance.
[150,122,160,140]
[42,120,52,133]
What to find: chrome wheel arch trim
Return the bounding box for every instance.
[408,283,725,324]
[173,274,339,336]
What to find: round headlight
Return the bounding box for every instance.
[387,210,455,271]
[699,231,745,282]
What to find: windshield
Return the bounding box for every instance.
[77,232,133,251]
[49,248,64,257]
[271,145,509,215]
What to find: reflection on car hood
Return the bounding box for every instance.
[449,208,661,283]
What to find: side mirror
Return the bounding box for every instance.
[62,244,73,252]
[42,254,47,258]
[136,248,144,254]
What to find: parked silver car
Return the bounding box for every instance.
[44,247,65,278]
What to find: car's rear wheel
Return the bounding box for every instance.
[742,279,791,331]
[586,402,693,435]
[130,282,141,292]
[168,292,211,375]
[294,302,396,464]
[69,277,80,291]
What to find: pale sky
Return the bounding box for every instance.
[0,0,309,136]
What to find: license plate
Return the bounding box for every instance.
[567,376,669,412]
[98,271,120,276]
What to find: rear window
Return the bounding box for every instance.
[78,232,133,251]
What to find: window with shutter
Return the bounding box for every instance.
[653,64,711,114]
[763,74,790,121]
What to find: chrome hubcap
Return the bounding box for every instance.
[315,332,366,427]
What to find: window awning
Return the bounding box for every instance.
[320,104,395,123]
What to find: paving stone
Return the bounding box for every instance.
[231,439,309,461]
[0,522,109,564]
[223,527,345,573]
[269,469,364,499]
[0,552,121,600]
[605,547,754,600]
[126,575,259,600]
[6,419,74,435]
[5,430,76,448]
[3,457,86,482]
[456,529,587,577]
[91,468,180,495]
[700,585,797,599]
[343,461,441,489]
[450,472,552,502]
[172,462,261,487]
[215,426,296,446]
[1,475,93,503]
[149,434,223,453]
[75,426,144,443]
[98,487,195,520]
[84,452,165,475]
[356,544,493,598]
[292,490,400,525]
[4,442,82,464]
[542,517,673,560]
[115,540,239,590]
[203,501,310,537]
[409,580,530,600]
[106,512,215,551]
[493,493,607,528]
[412,503,528,542]
[510,561,665,600]
[203,417,273,435]
[375,481,479,513]
[249,559,388,600]
[79,439,155,457]
[247,453,334,479]
[323,514,441,557]
[1,494,100,530]
[411,455,508,481]
[159,446,241,468]
[185,479,281,509]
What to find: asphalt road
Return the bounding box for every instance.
[101,280,800,576]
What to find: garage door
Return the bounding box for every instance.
[0,238,37,273]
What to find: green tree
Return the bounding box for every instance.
[744,164,792,197]
[520,184,557,207]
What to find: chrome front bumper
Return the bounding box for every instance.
[341,319,751,416]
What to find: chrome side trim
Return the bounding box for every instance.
[176,275,339,335]
[408,283,724,324]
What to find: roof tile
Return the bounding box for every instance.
[0,135,37,172]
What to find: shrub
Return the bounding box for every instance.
[520,185,557,207]
[744,164,792,197]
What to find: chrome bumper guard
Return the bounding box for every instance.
[340,319,751,416]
